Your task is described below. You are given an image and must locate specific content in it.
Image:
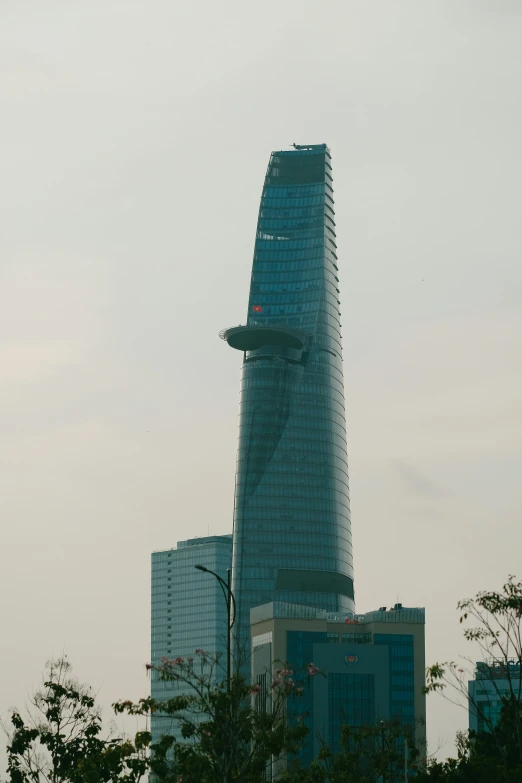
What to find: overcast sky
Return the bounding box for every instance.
[1,0,521,766]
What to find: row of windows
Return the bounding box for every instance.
[256,282,340,302]
[259,205,326,219]
[236,441,349,465]
[251,280,322,295]
[247,303,342,328]
[236,472,349,495]
[257,225,332,242]
[391,660,414,672]
[241,378,346,402]
[248,289,339,308]
[239,411,347,437]
[235,550,353,569]
[248,297,339,317]
[245,485,350,506]
[240,461,350,491]
[255,237,325,251]
[392,675,415,686]
[250,303,330,319]
[240,388,344,420]
[243,413,347,436]
[242,353,345,382]
[254,244,337,262]
[236,454,349,478]
[240,398,346,422]
[263,183,327,198]
[249,309,342,338]
[263,179,335,198]
[258,215,325,231]
[251,279,339,297]
[257,229,326,243]
[375,635,414,643]
[246,298,322,315]
[240,369,346,398]
[239,493,350,514]
[237,426,348,452]
[261,195,333,210]
[238,496,350,519]
[391,690,415,702]
[237,442,348,469]
[238,509,351,528]
[234,524,352,545]
[257,222,336,241]
[239,417,348,444]
[252,267,339,287]
[238,474,350,506]
[325,632,373,644]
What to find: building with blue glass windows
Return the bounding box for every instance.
[150,535,232,745]
[251,602,426,773]
[221,144,354,658]
[468,659,522,734]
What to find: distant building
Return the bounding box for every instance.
[251,601,426,772]
[221,144,355,659]
[150,535,232,745]
[468,659,522,733]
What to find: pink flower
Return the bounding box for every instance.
[308,663,320,676]
[250,684,262,694]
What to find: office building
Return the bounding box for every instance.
[251,601,426,771]
[150,534,232,744]
[468,659,522,734]
[221,144,354,656]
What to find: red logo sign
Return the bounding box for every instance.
[253,305,263,312]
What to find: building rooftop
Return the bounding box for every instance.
[250,601,425,626]
[152,534,232,554]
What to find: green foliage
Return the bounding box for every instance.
[3,657,149,783]
[114,650,308,783]
[281,719,425,783]
[423,576,522,782]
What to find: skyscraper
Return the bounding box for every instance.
[221,144,355,657]
[150,535,232,744]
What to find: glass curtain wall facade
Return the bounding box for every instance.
[222,144,354,657]
[150,535,232,744]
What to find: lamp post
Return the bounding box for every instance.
[194,564,236,690]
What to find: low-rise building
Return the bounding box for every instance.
[251,601,426,771]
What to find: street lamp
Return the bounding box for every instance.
[194,564,236,690]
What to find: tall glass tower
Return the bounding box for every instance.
[151,535,232,743]
[221,144,355,656]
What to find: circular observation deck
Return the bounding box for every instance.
[219,324,308,352]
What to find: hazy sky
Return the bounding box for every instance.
[1,0,521,766]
